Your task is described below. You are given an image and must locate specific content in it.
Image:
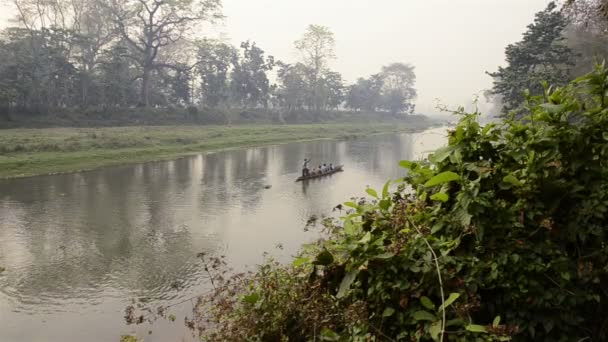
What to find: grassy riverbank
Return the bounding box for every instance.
[0,122,433,179]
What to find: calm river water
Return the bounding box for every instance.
[0,127,447,342]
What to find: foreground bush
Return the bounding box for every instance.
[189,66,608,341]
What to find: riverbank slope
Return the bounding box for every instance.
[0,122,434,179]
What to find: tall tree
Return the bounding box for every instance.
[275,62,309,120]
[563,0,608,33]
[103,0,222,106]
[319,71,345,110]
[561,0,608,77]
[488,2,575,113]
[346,75,383,112]
[230,41,275,108]
[379,63,417,114]
[196,39,235,108]
[294,25,336,113]
[98,43,138,107]
[11,0,116,107]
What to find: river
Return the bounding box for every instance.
[0,127,447,342]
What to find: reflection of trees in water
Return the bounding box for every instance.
[0,165,219,301]
[339,133,418,182]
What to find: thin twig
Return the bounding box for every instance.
[544,274,576,296]
[405,215,446,342]
[369,323,397,342]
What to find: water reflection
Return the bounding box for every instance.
[0,127,447,342]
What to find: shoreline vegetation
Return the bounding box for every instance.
[0,119,436,179]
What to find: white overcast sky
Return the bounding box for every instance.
[0,0,552,115]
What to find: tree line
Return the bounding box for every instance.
[488,0,608,114]
[0,0,417,123]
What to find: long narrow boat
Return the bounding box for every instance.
[296,165,344,182]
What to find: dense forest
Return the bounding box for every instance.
[0,0,418,125]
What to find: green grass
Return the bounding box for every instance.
[0,123,431,179]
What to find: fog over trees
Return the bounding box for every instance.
[487,0,608,114]
[0,0,417,124]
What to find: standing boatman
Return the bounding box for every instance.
[302,158,310,177]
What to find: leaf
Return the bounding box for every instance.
[503,174,522,187]
[344,201,358,208]
[343,220,356,235]
[430,192,449,202]
[399,160,415,169]
[454,207,472,226]
[382,181,390,199]
[424,171,460,187]
[450,148,463,164]
[336,270,358,299]
[373,252,395,259]
[481,124,494,136]
[320,327,340,341]
[540,103,566,114]
[429,320,443,341]
[493,316,501,328]
[465,324,487,333]
[366,187,378,198]
[430,146,453,163]
[359,231,371,244]
[379,199,391,210]
[243,293,259,304]
[420,296,435,310]
[438,293,460,312]
[293,257,310,267]
[431,223,444,234]
[446,318,465,327]
[412,310,436,321]
[313,250,334,266]
[382,307,395,317]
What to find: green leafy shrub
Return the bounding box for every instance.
[191,65,608,341]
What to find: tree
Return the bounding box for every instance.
[562,0,608,77]
[162,63,192,105]
[563,0,608,33]
[230,41,275,108]
[103,0,222,106]
[294,25,336,113]
[488,2,575,113]
[196,39,235,108]
[275,62,310,121]
[98,43,138,107]
[566,0,608,25]
[378,63,417,114]
[0,27,79,112]
[319,71,345,110]
[346,76,383,112]
[11,0,116,107]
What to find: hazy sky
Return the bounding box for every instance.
[0,0,553,115]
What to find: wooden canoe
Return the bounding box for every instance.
[296,165,344,182]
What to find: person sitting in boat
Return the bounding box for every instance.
[302,158,310,177]
[322,163,328,172]
[329,163,333,171]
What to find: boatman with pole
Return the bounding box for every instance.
[302,158,310,177]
